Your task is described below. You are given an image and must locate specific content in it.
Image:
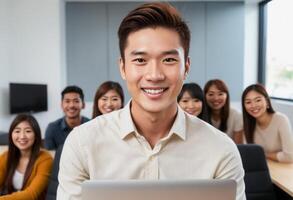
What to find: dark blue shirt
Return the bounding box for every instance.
[44,116,89,150]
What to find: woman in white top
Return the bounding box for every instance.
[242,83,293,163]
[204,79,243,144]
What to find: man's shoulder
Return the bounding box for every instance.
[187,115,236,149]
[47,117,65,128]
[68,112,121,144]
[78,112,119,133]
[81,116,90,123]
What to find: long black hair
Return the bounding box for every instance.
[204,79,230,132]
[242,84,275,143]
[92,81,124,118]
[178,82,209,122]
[1,114,42,194]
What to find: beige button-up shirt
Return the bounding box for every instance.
[57,101,246,200]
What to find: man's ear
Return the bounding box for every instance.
[82,102,85,109]
[184,57,191,80]
[119,58,126,80]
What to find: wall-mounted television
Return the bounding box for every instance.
[9,83,48,114]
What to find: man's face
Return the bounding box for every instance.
[120,27,189,114]
[61,92,84,119]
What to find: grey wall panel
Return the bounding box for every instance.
[66,2,245,101]
[107,2,140,101]
[174,2,206,88]
[66,3,108,101]
[206,2,244,100]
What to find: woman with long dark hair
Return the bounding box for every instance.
[0,114,53,199]
[177,82,209,122]
[204,79,243,144]
[92,81,124,118]
[242,83,293,163]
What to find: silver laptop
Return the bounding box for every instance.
[81,179,236,200]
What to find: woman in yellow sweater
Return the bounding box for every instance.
[0,114,53,200]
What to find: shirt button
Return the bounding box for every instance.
[149,155,154,161]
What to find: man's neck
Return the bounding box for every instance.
[130,103,178,149]
[65,116,82,129]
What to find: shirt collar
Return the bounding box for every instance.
[119,100,137,139]
[61,117,70,131]
[118,100,186,141]
[168,106,186,140]
[61,116,87,131]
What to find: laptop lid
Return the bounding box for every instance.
[81,179,236,200]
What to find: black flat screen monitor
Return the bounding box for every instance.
[9,83,48,114]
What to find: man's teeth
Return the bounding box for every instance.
[144,88,164,94]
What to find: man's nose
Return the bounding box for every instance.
[145,61,165,81]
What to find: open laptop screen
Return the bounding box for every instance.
[82,179,236,200]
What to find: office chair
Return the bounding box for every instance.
[46,145,63,200]
[0,132,9,145]
[237,144,277,200]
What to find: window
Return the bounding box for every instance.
[259,0,293,100]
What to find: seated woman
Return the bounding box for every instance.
[177,82,209,122]
[204,79,243,144]
[242,83,293,163]
[0,114,53,199]
[92,81,125,118]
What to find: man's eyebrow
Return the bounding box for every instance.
[130,49,180,56]
[130,50,147,56]
[162,49,179,56]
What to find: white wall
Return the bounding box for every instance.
[0,0,65,135]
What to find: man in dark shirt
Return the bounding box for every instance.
[44,86,89,150]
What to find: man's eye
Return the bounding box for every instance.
[133,58,146,63]
[163,58,177,63]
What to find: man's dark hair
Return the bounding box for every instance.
[118,2,190,62]
[61,85,84,102]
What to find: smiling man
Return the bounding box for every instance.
[44,86,89,150]
[57,3,246,200]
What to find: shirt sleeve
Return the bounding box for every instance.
[44,124,57,150]
[57,128,89,200]
[276,114,293,163]
[0,153,53,200]
[214,144,246,200]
